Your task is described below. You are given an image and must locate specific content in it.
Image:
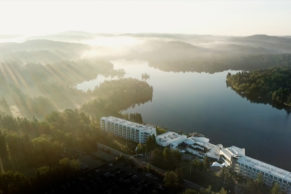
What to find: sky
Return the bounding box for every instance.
[0,0,291,36]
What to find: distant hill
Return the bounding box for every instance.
[0,39,89,63]
[119,34,291,72]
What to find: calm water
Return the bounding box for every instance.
[78,60,291,171]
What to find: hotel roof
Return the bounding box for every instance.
[156,131,187,146]
[225,146,245,158]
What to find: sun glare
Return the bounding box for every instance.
[80,36,144,58]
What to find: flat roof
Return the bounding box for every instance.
[186,136,217,150]
[221,146,245,160]
[101,116,156,133]
[237,156,291,182]
[227,146,245,156]
[156,131,187,143]
[156,131,185,139]
[190,136,209,143]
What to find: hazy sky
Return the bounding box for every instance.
[0,0,291,36]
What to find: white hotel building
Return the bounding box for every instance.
[233,156,291,193]
[100,116,291,193]
[156,131,291,193]
[219,146,291,193]
[184,136,222,161]
[100,116,156,144]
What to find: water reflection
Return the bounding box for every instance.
[77,59,291,171]
[76,60,151,91]
[76,75,119,92]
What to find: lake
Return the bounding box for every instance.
[77,59,291,171]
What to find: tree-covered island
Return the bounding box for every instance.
[226,67,291,111]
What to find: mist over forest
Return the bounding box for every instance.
[0,31,291,194]
[1,32,291,118]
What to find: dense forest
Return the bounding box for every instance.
[226,67,291,111]
[81,78,153,118]
[0,78,153,194]
[0,38,156,193]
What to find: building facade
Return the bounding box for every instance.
[100,116,291,193]
[218,146,291,193]
[100,116,156,144]
[233,156,291,193]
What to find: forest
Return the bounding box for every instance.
[226,66,291,111]
[0,78,153,194]
[81,78,153,118]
